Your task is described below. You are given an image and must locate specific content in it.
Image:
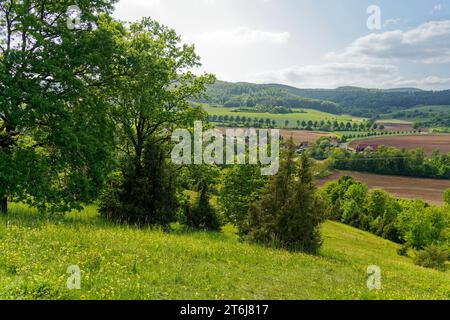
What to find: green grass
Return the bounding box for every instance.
[0,203,448,300]
[203,106,365,128]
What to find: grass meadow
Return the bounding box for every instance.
[203,106,365,128]
[0,203,448,300]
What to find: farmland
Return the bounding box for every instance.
[0,204,448,300]
[317,171,450,206]
[203,105,365,128]
[376,121,416,133]
[217,127,335,144]
[349,134,450,156]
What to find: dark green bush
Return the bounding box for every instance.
[414,245,448,271]
[242,141,326,254]
[185,182,221,231]
[99,139,178,229]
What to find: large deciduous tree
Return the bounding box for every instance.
[98,18,215,227]
[0,0,124,213]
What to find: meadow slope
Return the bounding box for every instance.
[0,204,448,300]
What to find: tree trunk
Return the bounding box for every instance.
[0,197,7,214]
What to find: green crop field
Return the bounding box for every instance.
[202,106,365,128]
[0,203,448,300]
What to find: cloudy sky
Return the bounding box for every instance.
[113,0,450,90]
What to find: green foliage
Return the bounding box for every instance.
[185,182,221,231]
[243,141,326,253]
[396,201,449,250]
[341,183,369,228]
[323,178,403,243]
[324,177,450,249]
[101,18,214,225]
[397,243,410,257]
[333,146,450,179]
[99,139,178,228]
[367,190,403,242]
[382,105,450,128]
[0,0,121,213]
[197,81,341,114]
[444,188,450,206]
[414,245,448,271]
[323,176,364,220]
[219,164,266,233]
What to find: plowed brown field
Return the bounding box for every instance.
[349,134,450,155]
[217,127,334,144]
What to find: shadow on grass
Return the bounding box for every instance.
[0,203,109,229]
[1,203,239,243]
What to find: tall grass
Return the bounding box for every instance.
[0,203,448,300]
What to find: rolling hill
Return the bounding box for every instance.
[198,81,450,118]
[0,203,448,300]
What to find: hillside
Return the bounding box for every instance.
[380,105,450,127]
[200,81,450,118]
[0,203,448,300]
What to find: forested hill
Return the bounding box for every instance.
[198,80,450,117]
[195,81,342,114]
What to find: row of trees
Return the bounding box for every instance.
[342,130,420,141]
[209,114,373,132]
[332,147,450,179]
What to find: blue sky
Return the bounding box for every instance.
[114,0,450,90]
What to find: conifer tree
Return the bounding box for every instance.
[243,139,326,253]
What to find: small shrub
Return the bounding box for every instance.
[413,245,448,271]
[185,182,221,231]
[397,243,410,257]
[99,139,178,229]
[444,188,450,206]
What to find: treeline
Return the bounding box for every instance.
[275,86,450,117]
[322,177,450,270]
[332,146,450,179]
[209,114,371,132]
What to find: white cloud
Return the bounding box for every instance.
[195,27,290,45]
[247,62,450,90]
[248,62,398,89]
[328,20,450,64]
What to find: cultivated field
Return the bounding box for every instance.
[279,129,335,144]
[349,134,450,155]
[217,127,334,145]
[203,105,365,128]
[317,171,450,205]
[377,121,415,132]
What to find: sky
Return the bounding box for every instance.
[113,0,450,90]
